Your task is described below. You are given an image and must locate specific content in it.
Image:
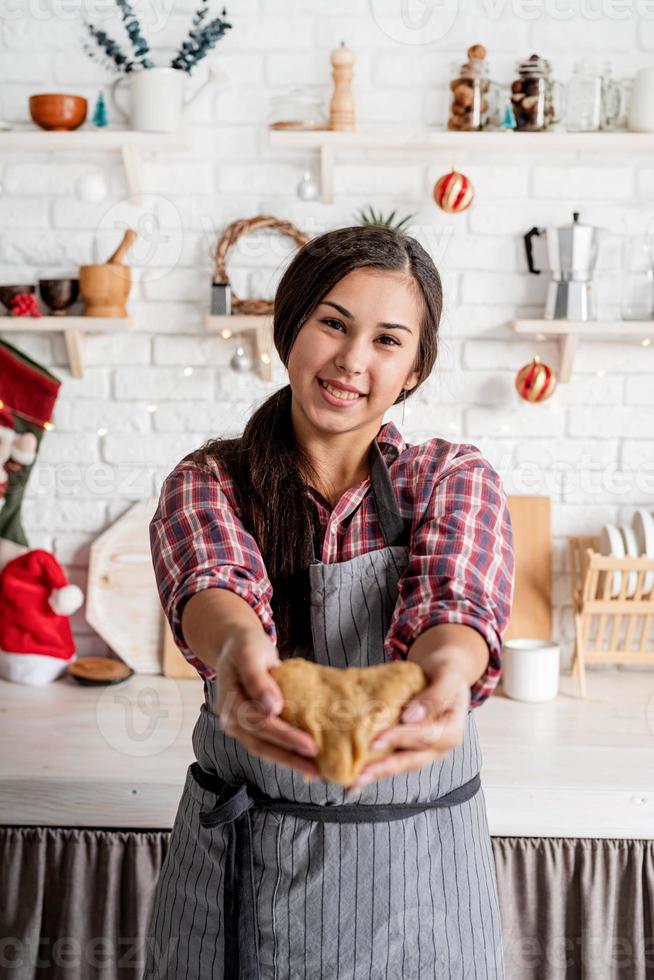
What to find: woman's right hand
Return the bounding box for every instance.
[213,627,321,781]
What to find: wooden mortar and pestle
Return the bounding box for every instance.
[79,228,138,317]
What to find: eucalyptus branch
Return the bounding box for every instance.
[170,4,232,74]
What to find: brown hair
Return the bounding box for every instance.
[191,225,443,658]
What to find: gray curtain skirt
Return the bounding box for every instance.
[1,827,652,980]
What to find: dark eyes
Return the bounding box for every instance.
[320,318,400,347]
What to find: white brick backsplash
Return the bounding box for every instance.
[440,236,521,272]
[0,198,49,228]
[532,166,635,200]
[153,335,232,367]
[622,440,654,467]
[466,404,565,439]
[531,15,636,51]
[21,499,107,533]
[37,433,99,464]
[572,341,654,374]
[103,433,205,466]
[3,1,653,659]
[217,162,303,194]
[53,401,153,434]
[460,271,548,305]
[131,300,204,334]
[142,267,207,303]
[113,366,213,400]
[334,164,423,197]
[0,52,52,83]
[3,18,74,50]
[568,406,654,438]
[624,374,654,404]
[0,231,94,267]
[152,400,257,433]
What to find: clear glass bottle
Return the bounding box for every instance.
[565,59,602,132]
[510,54,563,132]
[620,235,654,321]
[447,55,502,131]
[268,86,328,131]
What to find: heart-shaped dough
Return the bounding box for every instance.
[270,657,427,785]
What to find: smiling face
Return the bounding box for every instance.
[287,267,423,445]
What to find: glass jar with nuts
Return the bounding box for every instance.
[447,43,503,131]
[510,54,564,131]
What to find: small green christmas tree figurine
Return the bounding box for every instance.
[92,91,108,128]
[500,95,516,130]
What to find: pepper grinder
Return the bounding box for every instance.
[328,41,356,131]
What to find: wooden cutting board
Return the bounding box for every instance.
[504,495,552,641]
[86,498,163,674]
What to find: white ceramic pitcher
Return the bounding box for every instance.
[110,66,212,133]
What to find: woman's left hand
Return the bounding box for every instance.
[350,652,471,788]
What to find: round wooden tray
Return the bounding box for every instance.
[67,657,133,686]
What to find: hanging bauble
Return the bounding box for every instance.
[515,355,557,402]
[230,339,253,373]
[297,169,320,201]
[432,168,474,213]
[75,172,108,204]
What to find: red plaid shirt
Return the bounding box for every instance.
[150,420,515,708]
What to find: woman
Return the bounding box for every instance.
[144,225,515,980]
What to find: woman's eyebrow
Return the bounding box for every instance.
[319,300,413,334]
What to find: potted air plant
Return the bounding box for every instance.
[82,0,232,133]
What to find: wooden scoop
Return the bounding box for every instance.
[106,228,138,265]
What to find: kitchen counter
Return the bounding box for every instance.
[1,668,653,838]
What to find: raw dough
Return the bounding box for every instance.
[270,657,427,785]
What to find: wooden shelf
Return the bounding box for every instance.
[511,318,654,383]
[205,314,274,381]
[269,128,654,203]
[0,127,192,204]
[0,315,133,378]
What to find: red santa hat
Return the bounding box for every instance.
[0,549,84,685]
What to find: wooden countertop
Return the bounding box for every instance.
[1,668,653,838]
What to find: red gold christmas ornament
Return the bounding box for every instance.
[515,355,557,402]
[432,169,474,213]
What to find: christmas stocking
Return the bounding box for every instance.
[0,340,61,571]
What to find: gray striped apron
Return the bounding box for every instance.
[143,440,505,980]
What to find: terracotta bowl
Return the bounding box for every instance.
[0,284,36,313]
[39,278,80,315]
[29,94,87,131]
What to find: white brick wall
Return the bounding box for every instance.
[1,0,653,667]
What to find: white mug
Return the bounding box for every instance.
[501,638,560,702]
[628,67,654,132]
[110,66,212,133]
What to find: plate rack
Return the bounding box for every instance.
[567,535,654,697]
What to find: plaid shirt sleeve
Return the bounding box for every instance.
[384,448,515,709]
[149,458,277,680]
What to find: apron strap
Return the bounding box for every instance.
[308,437,408,564]
[193,762,480,980]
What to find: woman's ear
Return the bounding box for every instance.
[404,371,420,393]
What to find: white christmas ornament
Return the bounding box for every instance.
[297,169,320,201]
[75,173,109,204]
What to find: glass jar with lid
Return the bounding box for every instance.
[510,54,564,131]
[268,86,328,131]
[447,43,502,131]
